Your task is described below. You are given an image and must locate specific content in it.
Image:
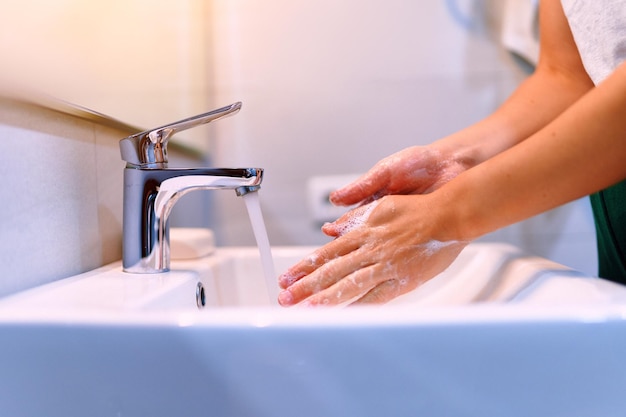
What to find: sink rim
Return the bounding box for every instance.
[1,243,625,328]
[1,297,625,329]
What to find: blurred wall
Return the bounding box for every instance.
[205,0,598,275]
[0,0,213,151]
[0,0,597,275]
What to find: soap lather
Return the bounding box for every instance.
[119,102,263,273]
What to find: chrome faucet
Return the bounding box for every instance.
[119,102,263,273]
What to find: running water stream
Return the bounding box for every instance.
[242,191,278,305]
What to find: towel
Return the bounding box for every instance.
[500,0,540,66]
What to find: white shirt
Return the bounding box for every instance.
[561,0,626,85]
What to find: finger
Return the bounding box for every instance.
[299,263,384,306]
[329,170,387,206]
[278,245,375,306]
[277,234,361,289]
[321,200,381,238]
[351,278,411,305]
[321,221,339,237]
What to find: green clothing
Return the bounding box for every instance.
[590,180,626,283]
[558,1,626,281]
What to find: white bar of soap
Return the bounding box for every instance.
[170,228,216,260]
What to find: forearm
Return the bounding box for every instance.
[431,0,594,169]
[431,65,594,168]
[435,62,626,241]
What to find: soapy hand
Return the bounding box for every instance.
[329,145,469,207]
[277,194,467,306]
[276,145,469,306]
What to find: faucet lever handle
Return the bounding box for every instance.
[119,102,242,168]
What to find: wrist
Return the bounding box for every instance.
[428,137,483,172]
[426,181,488,243]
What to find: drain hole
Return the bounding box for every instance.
[196,282,206,309]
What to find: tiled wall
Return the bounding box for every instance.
[0,97,132,297]
[203,0,598,276]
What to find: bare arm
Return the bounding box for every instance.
[331,0,594,207]
[433,0,595,168]
[278,0,623,306]
[437,59,626,241]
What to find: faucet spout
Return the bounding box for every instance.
[236,185,260,196]
[122,167,263,273]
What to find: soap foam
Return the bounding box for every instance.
[422,239,460,255]
[332,199,380,237]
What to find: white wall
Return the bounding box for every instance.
[0,97,132,297]
[205,0,598,275]
[0,0,213,152]
[0,95,207,298]
[0,1,597,278]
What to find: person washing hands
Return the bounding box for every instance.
[278,0,626,307]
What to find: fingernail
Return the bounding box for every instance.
[277,275,287,289]
[278,290,293,306]
[278,273,296,289]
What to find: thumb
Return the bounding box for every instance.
[321,221,340,237]
[321,200,381,237]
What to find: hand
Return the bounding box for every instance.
[277,194,468,306]
[329,145,469,207]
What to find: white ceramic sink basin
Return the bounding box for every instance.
[2,242,624,314]
[2,232,626,416]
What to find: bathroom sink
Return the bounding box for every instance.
[1,241,622,314]
[1,234,626,416]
